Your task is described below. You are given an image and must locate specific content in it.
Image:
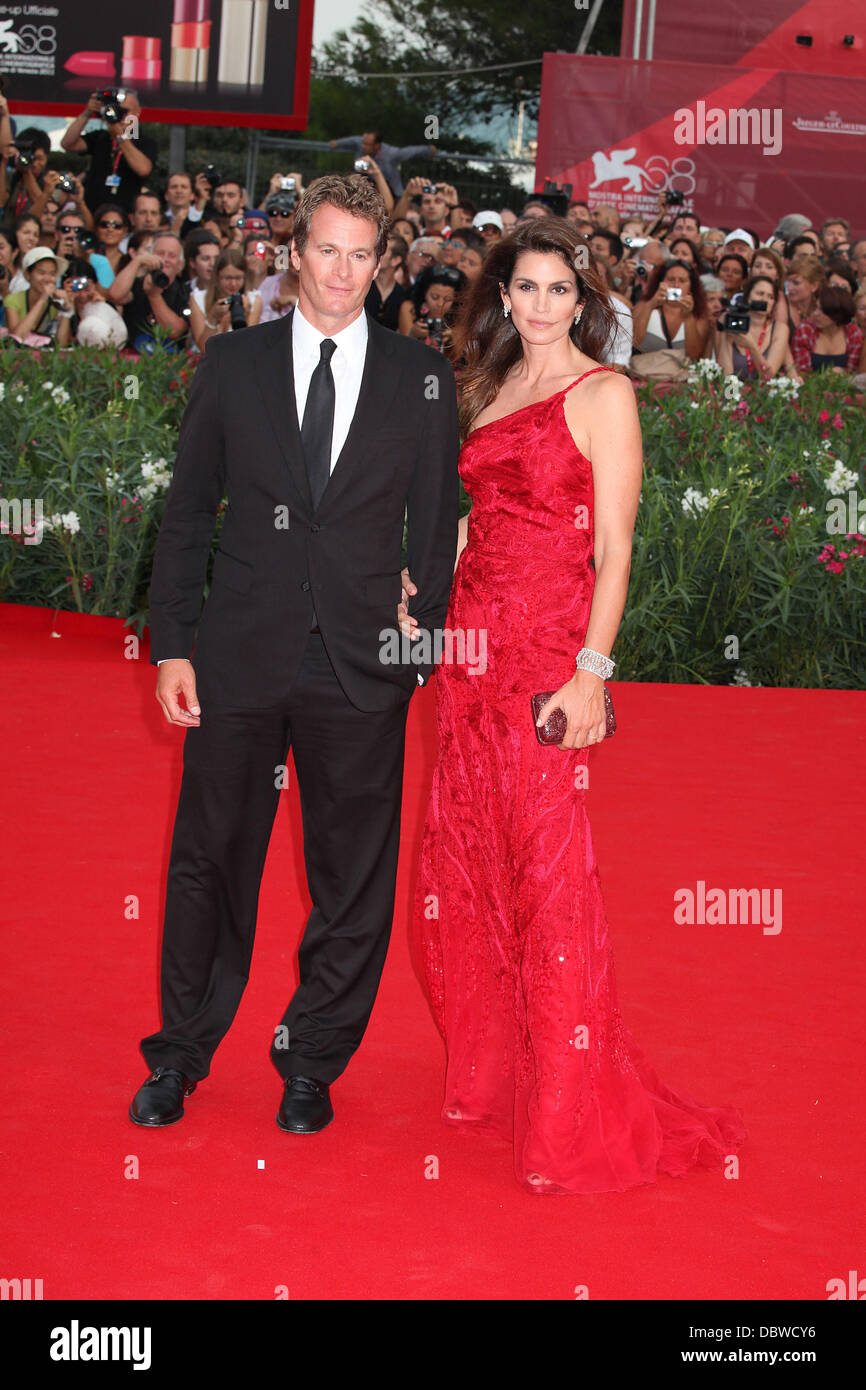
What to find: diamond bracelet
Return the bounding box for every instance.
[575,647,615,681]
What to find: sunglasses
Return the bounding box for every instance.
[58,225,83,234]
[99,220,125,229]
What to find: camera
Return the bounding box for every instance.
[228,292,247,331]
[202,164,222,189]
[51,173,77,205]
[531,179,573,218]
[150,269,170,291]
[68,276,90,292]
[422,184,438,195]
[665,190,685,205]
[98,88,129,124]
[719,297,749,333]
[14,139,35,169]
[634,263,648,279]
[76,230,95,251]
[354,158,371,173]
[280,176,296,191]
[747,299,770,313]
[623,236,648,249]
[666,287,683,301]
[253,241,267,257]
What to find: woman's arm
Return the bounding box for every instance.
[536,372,642,749]
[7,291,51,337]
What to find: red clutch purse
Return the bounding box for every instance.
[531,686,616,746]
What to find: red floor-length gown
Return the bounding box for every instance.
[412,368,747,1194]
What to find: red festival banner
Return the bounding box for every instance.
[535,53,866,238]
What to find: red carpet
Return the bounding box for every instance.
[1,602,863,1300]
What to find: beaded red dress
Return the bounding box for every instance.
[412,368,747,1194]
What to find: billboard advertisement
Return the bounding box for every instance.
[0,0,314,129]
[535,53,866,236]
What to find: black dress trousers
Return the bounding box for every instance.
[140,632,411,1085]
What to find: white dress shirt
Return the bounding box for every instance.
[291,301,368,471]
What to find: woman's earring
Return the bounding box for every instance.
[574,309,583,323]
[503,304,510,318]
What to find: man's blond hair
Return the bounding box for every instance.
[292,174,389,262]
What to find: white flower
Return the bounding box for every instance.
[15,394,24,403]
[689,401,700,409]
[104,469,123,493]
[686,359,722,384]
[0,382,4,402]
[43,511,81,535]
[682,487,710,515]
[51,386,71,406]
[730,666,751,686]
[824,460,859,495]
[140,456,172,498]
[766,376,800,398]
[41,381,54,391]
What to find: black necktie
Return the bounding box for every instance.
[301,338,337,510]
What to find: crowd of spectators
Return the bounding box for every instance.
[2,90,866,384]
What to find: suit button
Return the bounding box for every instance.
[301,580,311,591]
[310,523,320,533]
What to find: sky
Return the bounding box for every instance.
[313,0,365,49]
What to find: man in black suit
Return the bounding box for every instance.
[130,174,460,1133]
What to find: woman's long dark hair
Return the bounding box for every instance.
[449,219,617,438]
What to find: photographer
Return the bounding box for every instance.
[1,127,50,219]
[57,258,127,349]
[61,91,156,214]
[714,274,789,381]
[632,258,710,359]
[109,230,190,351]
[328,130,437,199]
[262,192,295,249]
[24,168,93,237]
[189,246,261,349]
[56,210,114,289]
[393,176,457,234]
[3,245,72,344]
[397,263,466,350]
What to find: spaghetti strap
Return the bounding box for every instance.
[563,366,618,395]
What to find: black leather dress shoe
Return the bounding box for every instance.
[129,1067,196,1126]
[276,1075,334,1133]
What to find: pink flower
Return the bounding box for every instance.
[819,409,830,423]
[833,414,843,429]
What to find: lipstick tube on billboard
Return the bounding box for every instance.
[64,52,117,78]
[121,36,163,85]
[170,0,212,85]
[217,0,269,87]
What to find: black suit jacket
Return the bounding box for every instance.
[147,308,461,711]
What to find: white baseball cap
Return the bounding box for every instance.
[472,210,503,232]
[22,246,59,271]
[723,228,755,249]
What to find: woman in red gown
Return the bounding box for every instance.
[408,218,747,1194]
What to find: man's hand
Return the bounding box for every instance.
[156,659,201,727]
[403,175,426,199]
[398,568,419,638]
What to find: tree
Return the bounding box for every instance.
[315,0,624,125]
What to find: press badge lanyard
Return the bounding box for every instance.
[105,140,124,190]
